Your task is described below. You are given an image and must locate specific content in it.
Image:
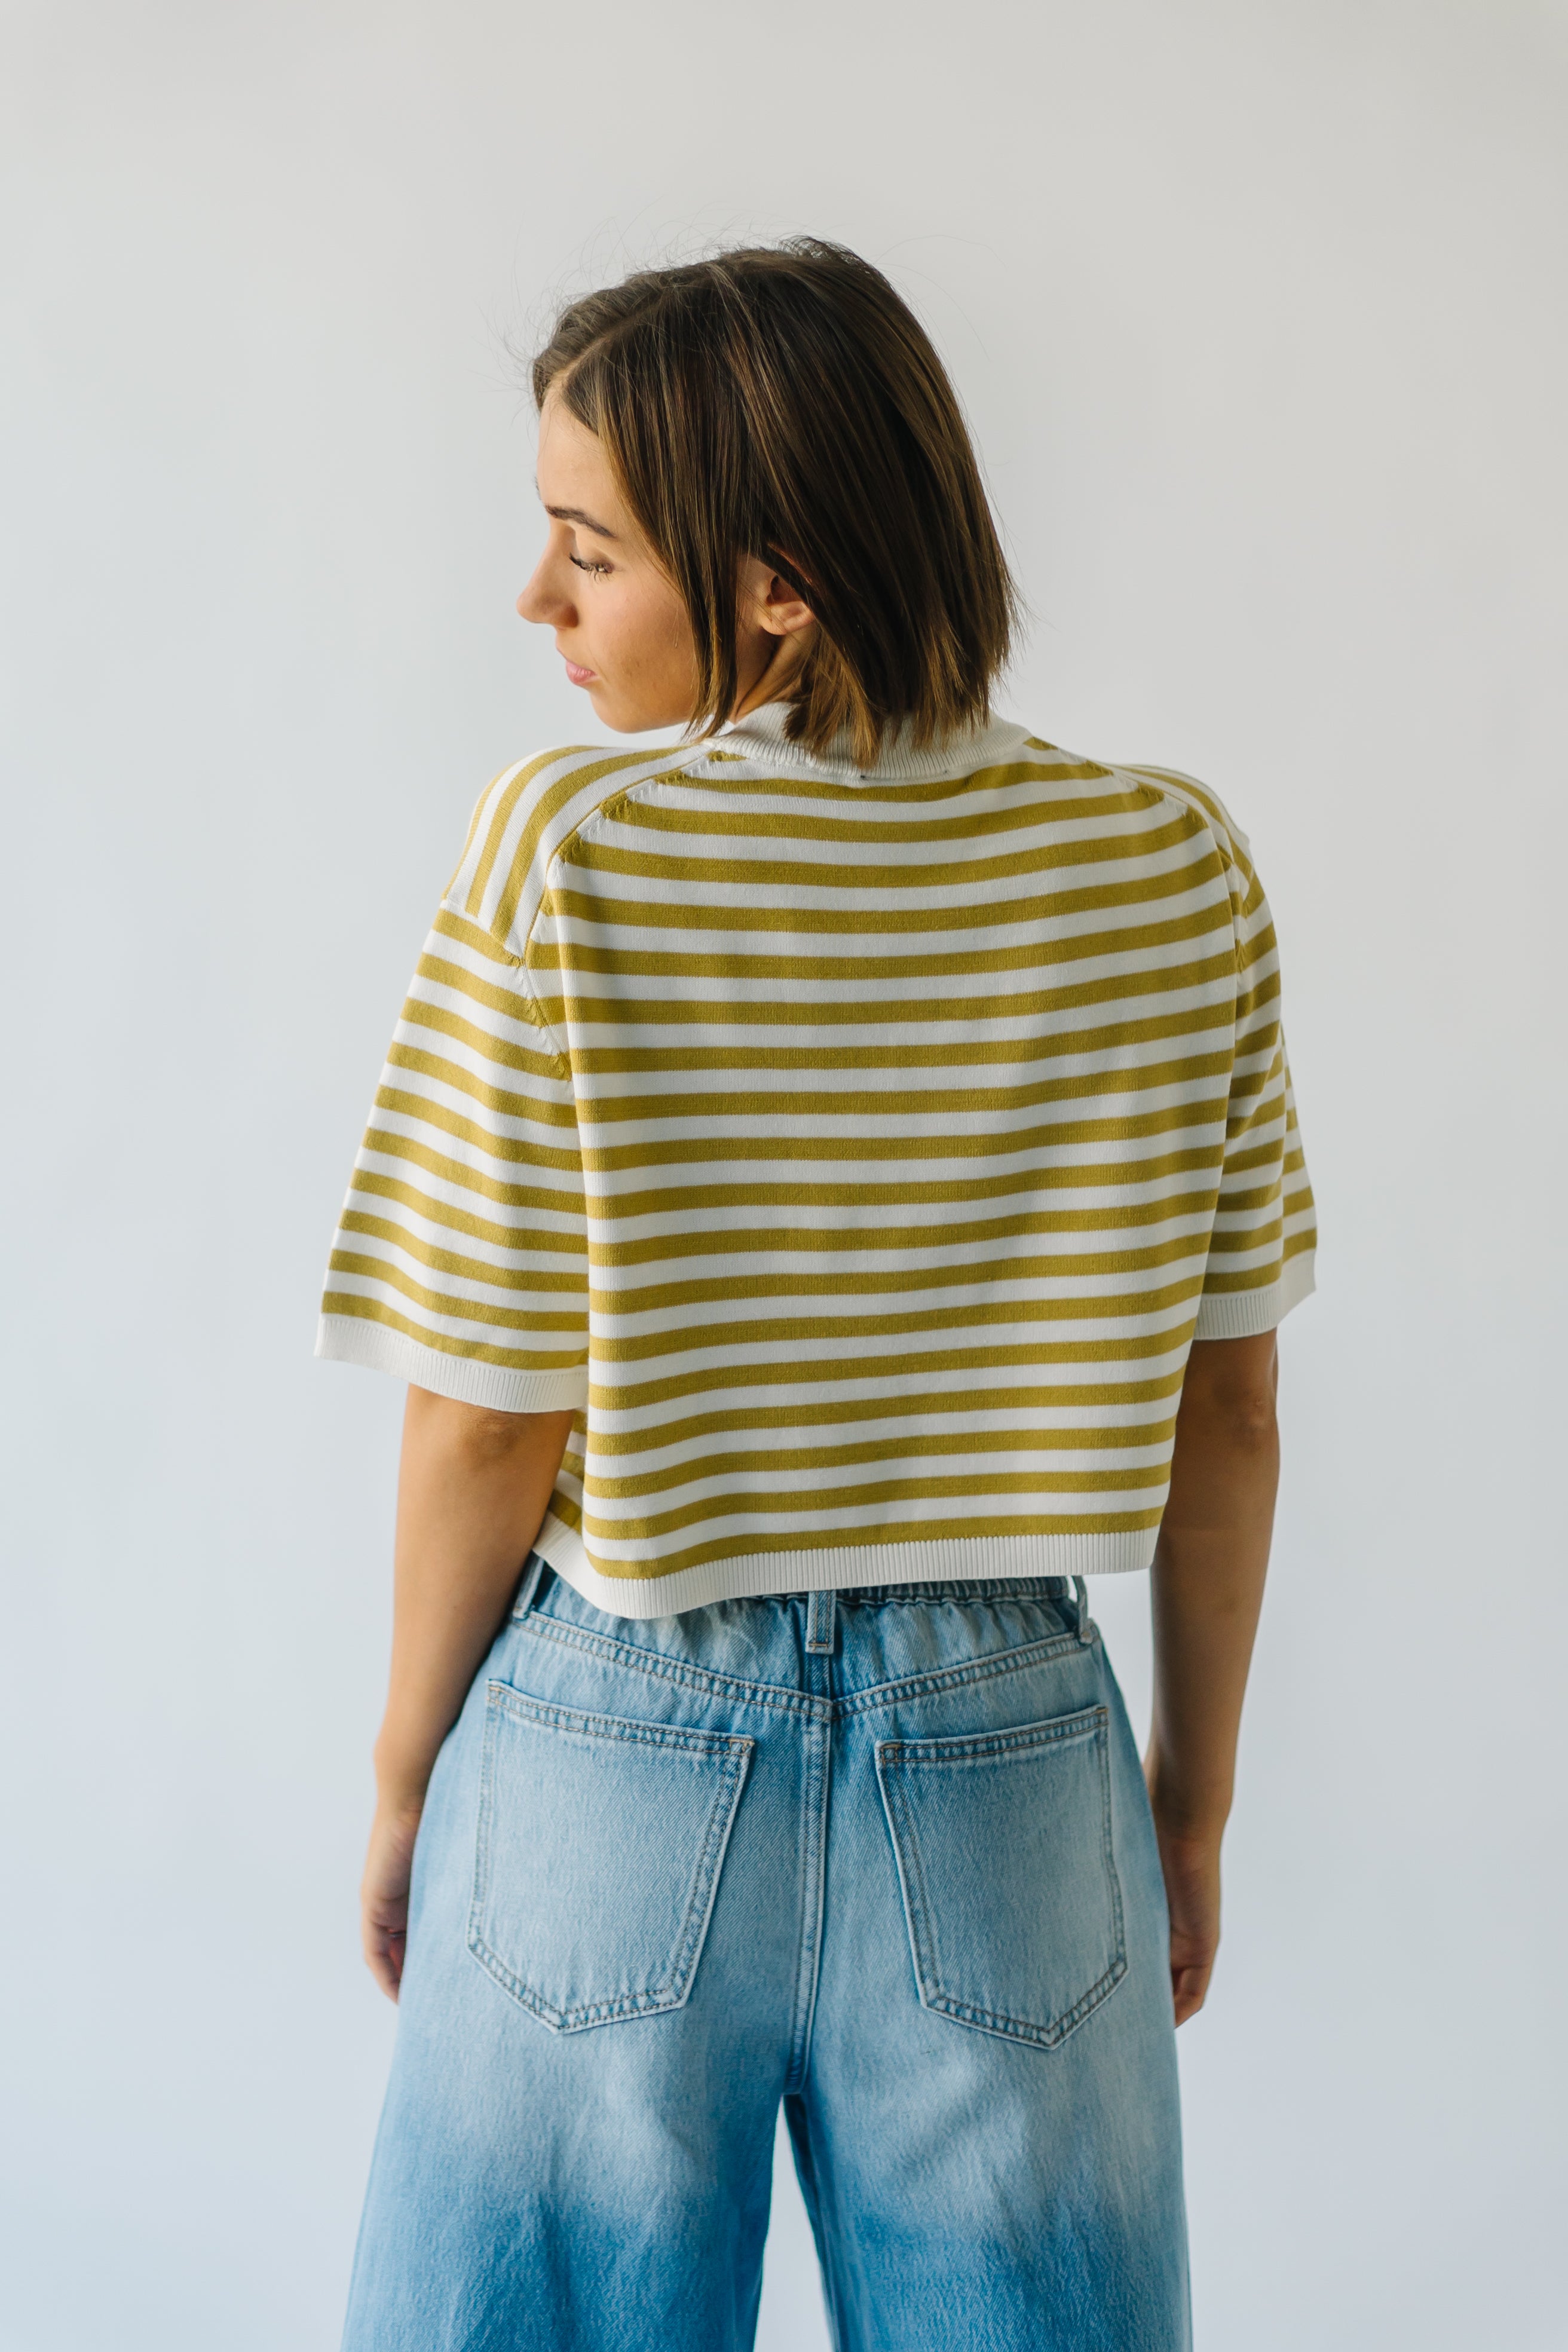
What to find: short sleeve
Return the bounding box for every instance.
[316,899,589,1413]
[1190,844,1318,1340]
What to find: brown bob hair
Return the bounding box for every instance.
[532,240,1019,767]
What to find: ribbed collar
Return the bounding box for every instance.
[715,700,1032,784]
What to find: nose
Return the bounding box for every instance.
[516,558,571,627]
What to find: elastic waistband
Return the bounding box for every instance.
[513,1559,1092,1644]
[803,1577,1079,1607]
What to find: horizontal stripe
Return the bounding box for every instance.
[318,712,1315,1610]
[584,1376,1187,1456]
[529,903,1241,976]
[584,1328,1199,1412]
[543,858,1226,937]
[537,950,1243,1027]
[581,1420,1179,1501]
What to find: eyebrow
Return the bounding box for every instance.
[541,500,620,541]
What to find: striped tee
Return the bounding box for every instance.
[318,700,1315,1616]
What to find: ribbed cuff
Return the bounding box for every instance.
[1192,1252,1316,1341]
[315,1316,589,1414]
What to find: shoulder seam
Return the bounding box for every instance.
[1110,762,1249,973]
[1111,762,1227,855]
[523,752,699,951]
[1113,762,1248,873]
[517,749,700,1059]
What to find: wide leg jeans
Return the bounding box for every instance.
[342,1566,1190,2351]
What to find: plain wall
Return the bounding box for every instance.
[2,3,1565,2345]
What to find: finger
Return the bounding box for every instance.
[366,1937,402,2004]
[1171,1962,1212,2026]
[363,1919,406,2004]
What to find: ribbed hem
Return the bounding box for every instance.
[1191,1252,1316,1341]
[315,1316,590,1414]
[531,1517,1156,1621]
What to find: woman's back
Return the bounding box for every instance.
[320,699,1312,1614]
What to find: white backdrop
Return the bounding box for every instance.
[3,3,1565,2346]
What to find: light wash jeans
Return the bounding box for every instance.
[342,1564,1189,2351]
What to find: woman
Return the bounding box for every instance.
[319,238,1315,2351]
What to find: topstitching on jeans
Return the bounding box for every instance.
[468,1682,753,2031]
[517,1610,1095,1723]
[877,1706,1128,2049]
[484,1683,758,1758]
[518,1613,834,1721]
[838,1626,1093,1720]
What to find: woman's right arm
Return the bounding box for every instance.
[362,1386,575,2001]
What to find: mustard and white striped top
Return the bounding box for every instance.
[318,702,1315,1615]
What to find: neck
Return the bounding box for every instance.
[728,627,817,723]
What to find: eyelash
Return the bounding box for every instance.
[570,553,612,578]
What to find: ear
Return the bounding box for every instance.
[738,553,816,640]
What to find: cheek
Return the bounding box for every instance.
[611,580,700,688]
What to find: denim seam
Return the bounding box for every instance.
[486,1685,754,1759]
[877,1708,1107,1765]
[467,1683,754,2031]
[840,1627,1090,1720]
[470,1754,750,2028]
[784,1715,832,2094]
[520,1610,1090,1724]
[875,1705,1129,2050]
[519,1613,833,1721]
[880,1772,947,2028]
[918,1956,1129,2047]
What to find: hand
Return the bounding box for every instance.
[1146,1803,1223,2026]
[361,1797,423,2002]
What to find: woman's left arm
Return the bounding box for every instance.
[362,1386,575,2001]
[1144,1331,1280,2023]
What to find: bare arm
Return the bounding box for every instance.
[1145,1330,1279,2024]
[362,1385,575,2000]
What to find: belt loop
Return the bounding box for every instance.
[1073,1575,1094,1645]
[512,1552,546,1622]
[805,1588,837,1654]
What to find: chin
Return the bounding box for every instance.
[590,690,663,736]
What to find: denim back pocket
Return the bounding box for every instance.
[875,1703,1125,2049]
[469,1683,754,2033]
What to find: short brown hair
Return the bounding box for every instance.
[532,240,1019,767]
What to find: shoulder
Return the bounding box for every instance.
[1108,758,1271,944]
[1014,731,1252,865]
[442,739,696,950]
[1113,760,1252,861]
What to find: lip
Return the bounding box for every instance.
[562,657,596,687]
